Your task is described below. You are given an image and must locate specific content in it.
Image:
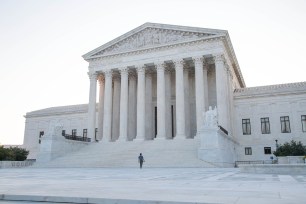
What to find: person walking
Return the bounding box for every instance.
[138,153,145,169]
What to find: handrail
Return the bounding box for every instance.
[62,134,91,142]
[235,160,277,167]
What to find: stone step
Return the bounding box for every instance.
[34,138,215,168]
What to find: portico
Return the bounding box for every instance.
[83,23,240,142]
[86,56,228,142]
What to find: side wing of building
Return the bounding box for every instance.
[233,82,306,161]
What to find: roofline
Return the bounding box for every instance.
[82,22,227,60]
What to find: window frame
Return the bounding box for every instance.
[83,129,88,138]
[302,115,306,132]
[242,119,251,135]
[280,116,291,133]
[264,147,272,154]
[261,117,271,134]
[245,147,252,155]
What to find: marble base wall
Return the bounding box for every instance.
[197,128,237,167]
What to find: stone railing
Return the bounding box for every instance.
[277,156,305,164]
[0,160,35,168]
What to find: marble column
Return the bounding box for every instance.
[136,66,146,140]
[193,57,206,135]
[156,62,166,139]
[183,67,191,138]
[145,70,153,140]
[97,74,105,141]
[103,70,113,142]
[214,54,227,131]
[128,72,137,140]
[165,67,172,139]
[174,59,186,139]
[119,68,129,141]
[87,71,98,142]
[203,63,209,111]
[112,73,121,141]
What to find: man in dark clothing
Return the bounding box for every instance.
[138,153,145,169]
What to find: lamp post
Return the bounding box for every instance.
[275,139,278,150]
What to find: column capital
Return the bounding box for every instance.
[88,72,98,80]
[97,74,105,85]
[119,67,129,74]
[155,62,167,71]
[103,69,113,78]
[192,56,205,67]
[213,54,225,63]
[173,59,185,70]
[136,66,146,73]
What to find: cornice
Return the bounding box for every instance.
[234,81,306,99]
[24,104,91,118]
[87,35,225,62]
[82,22,227,59]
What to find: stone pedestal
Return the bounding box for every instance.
[197,127,236,167]
[36,121,65,163]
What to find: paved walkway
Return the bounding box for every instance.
[0,168,306,204]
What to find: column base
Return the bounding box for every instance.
[174,134,186,139]
[154,135,166,140]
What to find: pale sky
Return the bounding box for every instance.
[0,0,305,145]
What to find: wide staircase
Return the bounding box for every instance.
[34,137,215,168]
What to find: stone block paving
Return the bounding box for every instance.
[0,168,306,204]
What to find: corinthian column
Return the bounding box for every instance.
[128,72,137,140]
[136,66,146,140]
[145,70,153,140]
[97,74,105,141]
[156,62,166,139]
[87,71,98,142]
[184,67,191,138]
[119,68,129,141]
[103,70,113,142]
[174,59,186,139]
[214,54,228,131]
[112,73,121,141]
[193,57,206,135]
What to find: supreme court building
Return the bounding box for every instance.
[23,23,306,167]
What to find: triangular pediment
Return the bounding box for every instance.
[83,23,227,59]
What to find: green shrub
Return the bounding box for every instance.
[0,146,29,161]
[273,140,306,156]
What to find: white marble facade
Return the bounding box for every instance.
[23,23,306,164]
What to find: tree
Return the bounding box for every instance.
[273,140,306,156]
[0,146,29,161]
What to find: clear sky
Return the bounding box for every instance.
[0,0,305,145]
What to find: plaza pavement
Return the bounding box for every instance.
[0,167,306,204]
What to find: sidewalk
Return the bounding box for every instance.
[0,167,305,204]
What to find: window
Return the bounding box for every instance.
[302,115,306,132]
[39,131,44,144]
[261,117,270,134]
[264,147,271,154]
[83,129,87,138]
[242,119,251,135]
[62,130,66,136]
[245,147,252,155]
[72,129,77,136]
[280,116,291,133]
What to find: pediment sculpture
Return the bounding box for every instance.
[92,28,214,56]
